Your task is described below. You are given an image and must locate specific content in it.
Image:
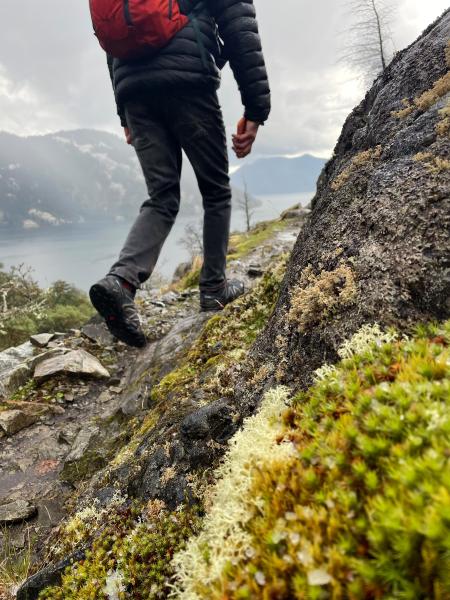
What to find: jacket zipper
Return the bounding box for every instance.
[123,0,133,25]
[169,0,173,19]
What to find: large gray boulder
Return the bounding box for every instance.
[33,349,110,382]
[254,10,450,388]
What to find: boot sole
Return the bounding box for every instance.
[89,283,147,348]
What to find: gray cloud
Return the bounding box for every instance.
[0,0,447,158]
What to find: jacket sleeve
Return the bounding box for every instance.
[209,0,271,124]
[107,55,128,128]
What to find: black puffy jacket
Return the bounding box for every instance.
[107,0,271,126]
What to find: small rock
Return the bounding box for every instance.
[34,350,110,382]
[30,333,55,348]
[109,386,123,394]
[150,300,165,308]
[0,500,37,525]
[47,341,61,349]
[98,390,112,403]
[64,425,100,463]
[159,291,178,305]
[27,347,68,371]
[81,319,115,346]
[64,393,74,403]
[247,264,264,278]
[68,329,81,337]
[172,261,192,283]
[0,410,39,435]
[53,332,67,340]
[58,429,77,445]
[0,342,34,377]
[181,398,235,444]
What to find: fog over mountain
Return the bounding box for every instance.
[0,130,268,231]
[232,154,326,195]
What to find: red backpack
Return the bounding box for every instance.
[89,0,190,60]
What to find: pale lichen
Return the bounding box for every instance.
[171,387,293,599]
[288,262,357,332]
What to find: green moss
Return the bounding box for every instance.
[227,219,289,261]
[178,267,202,291]
[174,218,289,291]
[38,503,201,600]
[195,321,450,599]
[149,255,287,411]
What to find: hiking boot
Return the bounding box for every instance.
[89,276,146,348]
[200,279,245,312]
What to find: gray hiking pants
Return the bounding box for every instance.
[108,88,232,292]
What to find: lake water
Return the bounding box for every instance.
[0,192,311,292]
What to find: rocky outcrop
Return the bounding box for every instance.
[10,11,450,600]
[254,10,450,389]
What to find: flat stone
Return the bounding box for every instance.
[0,410,39,435]
[27,348,68,371]
[34,350,110,382]
[81,319,115,346]
[0,499,37,524]
[30,333,55,348]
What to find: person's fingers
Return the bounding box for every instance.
[232,132,255,144]
[232,143,253,158]
[233,137,255,150]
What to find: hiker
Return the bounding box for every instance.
[89,0,271,348]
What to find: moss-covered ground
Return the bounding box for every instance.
[174,321,450,599]
[37,320,450,599]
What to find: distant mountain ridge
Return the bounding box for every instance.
[231,154,327,195]
[0,130,147,230]
[0,129,323,231]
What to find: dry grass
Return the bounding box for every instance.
[436,99,450,137]
[393,42,450,119]
[414,152,450,174]
[0,526,33,600]
[391,98,415,119]
[414,71,450,112]
[331,146,382,191]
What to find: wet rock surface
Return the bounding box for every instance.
[0,500,37,525]
[255,11,450,390]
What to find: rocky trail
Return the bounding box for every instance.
[0,211,304,596]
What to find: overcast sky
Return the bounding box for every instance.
[0,1,447,159]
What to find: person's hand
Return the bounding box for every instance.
[124,127,132,145]
[232,117,260,159]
